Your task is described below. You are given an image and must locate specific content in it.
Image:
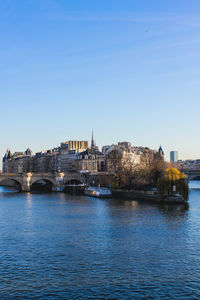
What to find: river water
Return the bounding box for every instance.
[0,182,200,299]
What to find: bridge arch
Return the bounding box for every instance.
[188,175,200,181]
[30,178,56,192]
[0,178,22,191]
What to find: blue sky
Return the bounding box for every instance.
[0,0,200,163]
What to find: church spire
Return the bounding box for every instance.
[158,145,164,157]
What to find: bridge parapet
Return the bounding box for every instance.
[183,169,200,181]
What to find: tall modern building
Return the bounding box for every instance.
[170,151,178,162]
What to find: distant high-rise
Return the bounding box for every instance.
[170,151,178,162]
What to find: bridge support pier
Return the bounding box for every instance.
[21,186,30,192]
[52,184,64,192]
[52,173,65,192]
[21,173,32,192]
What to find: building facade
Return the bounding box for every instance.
[2,138,104,174]
[2,137,163,178]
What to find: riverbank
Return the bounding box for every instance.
[112,189,186,204]
[0,182,188,204]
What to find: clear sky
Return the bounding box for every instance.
[0,0,200,163]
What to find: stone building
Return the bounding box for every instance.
[77,149,105,172]
[75,133,105,173]
[59,140,88,173]
[2,138,101,174]
[30,151,58,173]
[103,142,141,173]
[2,136,162,177]
[3,149,33,174]
[60,140,88,151]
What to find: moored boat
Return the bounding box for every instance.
[84,187,112,198]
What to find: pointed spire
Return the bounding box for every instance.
[25,148,33,156]
[4,149,12,160]
[158,146,164,157]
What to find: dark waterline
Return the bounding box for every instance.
[0,182,200,299]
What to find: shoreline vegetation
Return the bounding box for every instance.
[110,168,189,204]
[111,167,189,204]
[108,149,189,204]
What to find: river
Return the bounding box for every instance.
[0,181,200,299]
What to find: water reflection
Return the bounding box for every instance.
[0,185,19,194]
[189,180,200,190]
[106,197,189,219]
[158,202,189,217]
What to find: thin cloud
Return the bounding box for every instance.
[45,11,200,27]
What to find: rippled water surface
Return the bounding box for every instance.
[0,182,200,299]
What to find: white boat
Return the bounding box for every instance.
[84,187,112,198]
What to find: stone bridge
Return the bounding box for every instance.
[0,172,86,192]
[183,169,200,181]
